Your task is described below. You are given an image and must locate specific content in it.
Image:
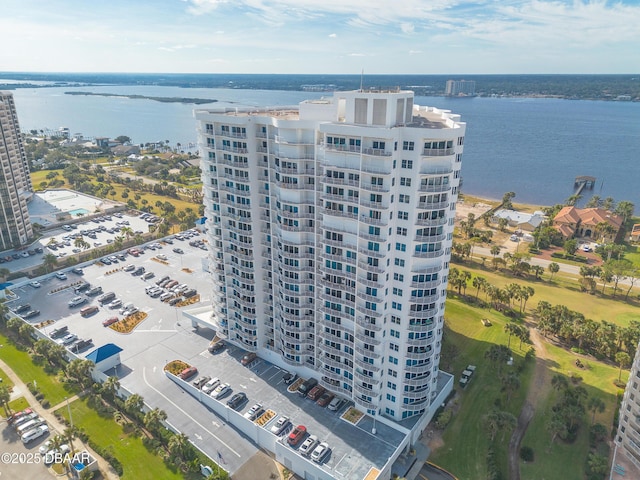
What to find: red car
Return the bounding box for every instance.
[103,316,119,327]
[179,366,198,380]
[287,425,307,446]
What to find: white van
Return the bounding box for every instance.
[22,424,49,444]
[119,302,134,315]
[17,417,45,435]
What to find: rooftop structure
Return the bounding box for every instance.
[553,206,623,242]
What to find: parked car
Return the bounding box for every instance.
[156,254,168,261]
[299,434,319,456]
[29,280,41,288]
[97,292,116,304]
[212,383,231,399]
[316,392,335,407]
[298,378,318,397]
[23,310,41,319]
[132,267,145,276]
[80,306,99,317]
[287,425,307,446]
[160,292,173,302]
[71,267,84,275]
[241,352,257,366]
[74,282,90,293]
[103,316,119,327]
[310,442,330,463]
[57,333,78,346]
[307,385,326,401]
[68,296,87,308]
[108,299,122,309]
[123,264,135,272]
[244,403,264,421]
[70,338,93,353]
[183,289,198,298]
[202,377,221,394]
[142,271,155,280]
[179,366,198,380]
[21,424,49,444]
[168,297,182,306]
[172,248,184,254]
[156,275,170,285]
[50,326,68,338]
[55,272,67,280]
[14,304,31,313]
[283,371,297,385]
[328,397,346,411]
[270,415,290,435]
[193,376,211,389]
[208,341,225,353]
[86,286,103,296]
[226,392,246,409]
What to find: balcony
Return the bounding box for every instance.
[359,215,388,227]
[413,249,445,259]
[323,176,360,188]
[357,261,384,274]
[320,208,358,220]
[418,183,452,194]
[415,217,448,227]
[355,315,382,331]
[355,331,381,345]
[359,183,390,193]
[219,145,248,154]
[358,247,384,259]
[421,147,455,157]
[217,129,247,139]
[324,144,361,154]
[362,147,392,157]
[407,321,435,333]
[353,369,380,385]
[360,163,392,175]
[417,202,449,211]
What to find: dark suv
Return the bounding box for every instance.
[227,392,247,410]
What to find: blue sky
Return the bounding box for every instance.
[2,0,638,74]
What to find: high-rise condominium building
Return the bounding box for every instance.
[0,91,33,250]
[614,342,640,475]
[196,89,465,424]
[445,79,476,97]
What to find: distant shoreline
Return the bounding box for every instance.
[64,91,218,105]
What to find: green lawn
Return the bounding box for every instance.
[57,398,185,480]
[431,262,630,480]
[430,298,534,479]
[520,341,623,480]
[7,396,30,414]
[0,333,75,406]
[454,259,639,327]
[0,366,14,387]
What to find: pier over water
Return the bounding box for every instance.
[574,175,596,196]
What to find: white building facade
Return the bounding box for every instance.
[196,89,465,425]
[0,91,33,250]
[615,342,640,472]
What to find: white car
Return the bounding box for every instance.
[57,333,78,346]
[581,244,592,252]
[270,415,290,435]
[244,403,264,421]
[310,442,330,463]
[212,383,231,399]
[68,296,86,308]
[123,264,135,272]
[201,377,221,394]
[30,281,41,288]
[39,439,53,455]
[156,254,168,261]
[299,434,319,456]
[108,299,122,309]
[55,272,67,280]
[21,424,49,444]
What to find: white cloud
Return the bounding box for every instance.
[409,50,422,55]
[400,23,415,34]
[328,33,337,38]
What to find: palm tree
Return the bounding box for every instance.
[143,408,168,436]
[547,414,567,448]
[504,322,521,349]
[615,351,631,382]
[43,253,58,273]
[103,376,120,400]
[472,276,487,300]
[548,262,560,280]
[168,433,191,462]
[0,384,12,416]
[501,373,520,404]
[124,393,144,415]
[587,397,605,424]
[551,374,569,392]
[74,236,90,251]
[64,425,79,455]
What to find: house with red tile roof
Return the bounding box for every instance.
[553,206,623,242]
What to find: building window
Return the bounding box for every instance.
[401,160,413,169]
[393,287,403,296]
[398,211,409,220]
[394,258,405,267]
[399,194,410,203]
[396,227,407,236]
[400,177,412,187]
[391,302,402,311]
[395,243,406,252]
[402,141,414,151]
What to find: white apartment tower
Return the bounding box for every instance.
[0,91,33,250]
[615,342,640,471]
[445,80,476,97]
[196,89,465,423]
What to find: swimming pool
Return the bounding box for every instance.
[68,208,90,216]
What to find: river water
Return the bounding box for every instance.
[8,84,640,207]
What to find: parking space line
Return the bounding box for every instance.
[142,367,241,458]
[267,370,282,382]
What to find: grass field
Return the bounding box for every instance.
[430,298,535,478]
[57,398,185,480]
[0,366,14,387]
[7,396,30,414]
[0,333,75,406]
[430,259,633,480]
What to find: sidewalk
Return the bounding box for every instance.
[0,358,120,480]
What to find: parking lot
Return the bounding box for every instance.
[7,225,407,479]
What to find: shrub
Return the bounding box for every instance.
[435,409,453,429]
[520,446,534,462]
[40,399,50,409]
[589,424,608,447]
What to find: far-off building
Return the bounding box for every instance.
[445,80,476,97]
[0,91,33,250]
